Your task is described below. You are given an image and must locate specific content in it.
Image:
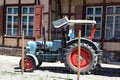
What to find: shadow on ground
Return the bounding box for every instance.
[14,66,120,77]
[38,66,120,77]
[38,67,72,74]
[92,67,120,77]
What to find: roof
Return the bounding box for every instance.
[52,17,96,28]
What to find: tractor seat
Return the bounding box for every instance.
[50,40,62,51]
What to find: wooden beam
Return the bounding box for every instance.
[106,2,120,5]
[68,0,71,19]
[81,0,86,36]
[5,4,35,6]
[2,0,6,46]
[58,13,74,15]
[48,0,52,40]
[35,0,37,5]
[55,0,59,19]
[58,0,66,44]
[35,0,41,5]
[38,0,40,5]
[86,3,104,7]
[58,0,63,18]
[4,0,6,5]
[86,1,120,7]
[83,0,86,19]
[57,0,66,46]
[4,36,35,39]
[17,0,21,47]
[101,0,106,50]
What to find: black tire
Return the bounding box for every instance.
[64,43,97,74]
[19,57,36,72]
[36,61,42,69]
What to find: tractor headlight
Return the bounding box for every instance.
[26,46,30,53]
[26,46,30,49]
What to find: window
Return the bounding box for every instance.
[6,6,34,37]
[105,6,120,39]
[21,7,34,36]
[6,7,18,36]
[86,7,102,39]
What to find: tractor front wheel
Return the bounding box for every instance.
[19,57,36,72]
[64,43,97,74]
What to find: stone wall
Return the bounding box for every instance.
[0,47,22,56]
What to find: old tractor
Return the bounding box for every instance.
[19,17,102,74]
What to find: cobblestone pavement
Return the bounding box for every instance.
[0,55,120,80]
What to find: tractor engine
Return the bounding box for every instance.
[26,40,62,55]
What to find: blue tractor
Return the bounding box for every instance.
[19,17,102,74]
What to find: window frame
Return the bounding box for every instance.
[86,6,103,39]
[6,7,18,36]
[105,6,120,40]
[21,6,34,37]
[6,6,34,37]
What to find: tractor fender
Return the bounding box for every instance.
[25,54,39,66]
[67,37,100,51]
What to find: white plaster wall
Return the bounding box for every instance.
[103,42,120,51]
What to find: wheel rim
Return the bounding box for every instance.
[70,48,92,70]
[24,58,34,71]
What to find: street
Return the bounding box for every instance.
[0,55,120,80]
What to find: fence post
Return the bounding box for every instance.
[21,31,25,74]
[77,30,81,80]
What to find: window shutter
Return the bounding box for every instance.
[34,5,43,37]
[74,5,83,37]
[0,6,3,36]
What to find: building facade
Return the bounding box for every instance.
[0,0,120,62]
[0,0,50,47]
[54,0,120,63]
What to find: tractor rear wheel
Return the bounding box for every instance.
[64,43,97,74]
